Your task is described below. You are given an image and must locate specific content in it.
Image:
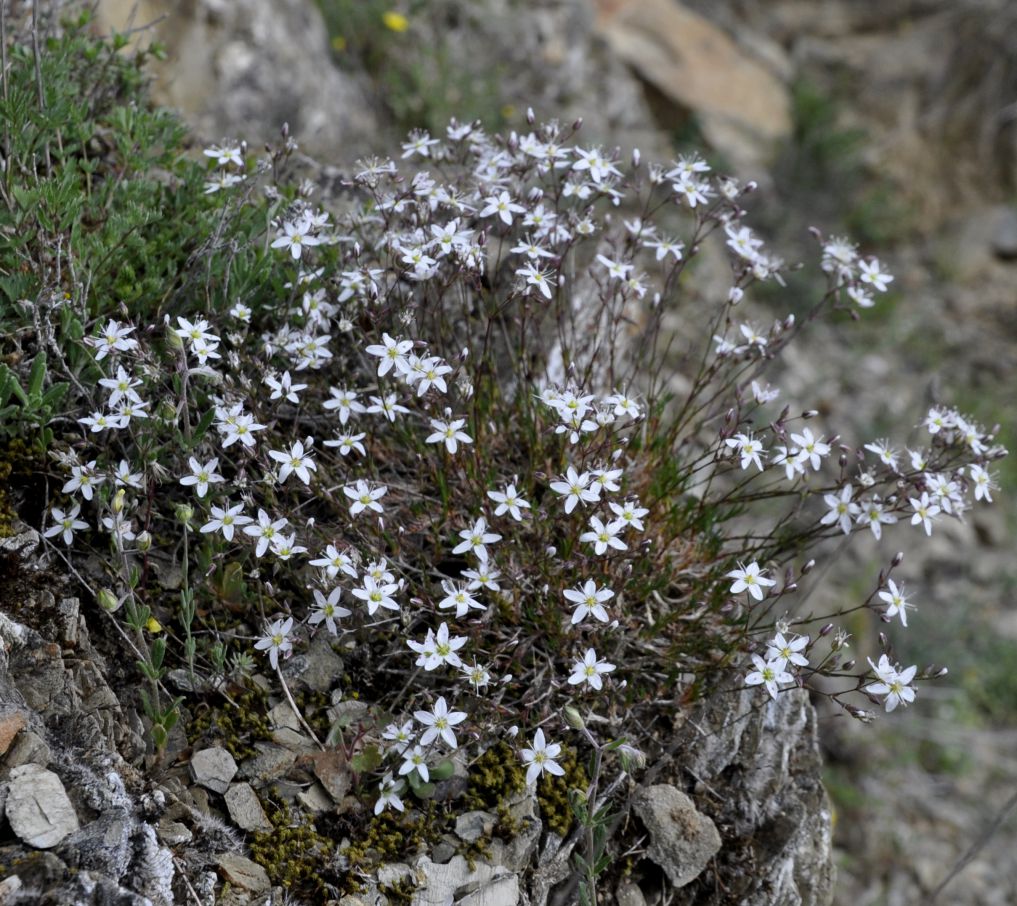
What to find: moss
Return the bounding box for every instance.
[187,686,273,760]
[537,746,589,837]
[249,799,330,896]
[0,437,41,536]
[465,741,526,812]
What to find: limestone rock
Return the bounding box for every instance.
[454,809,496,843]
[93,0,378,162]
[0,710,27,756]
[5,763,80,848]
[217,853,271,894]
[595,0,791,173]
[190,746,238,794]
[632,784,721,888]
[225,782,271,832]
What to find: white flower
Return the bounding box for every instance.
[878,579,913,628]
[865,655,917,712]
[564,579,613,624]
[179,457,225,498]
[243,508,289,558]
[567,648,616,691]
[579,516,627,555]
[63,461,103,500]
[426,416,473,454]
[765,632,809,669]
[462,563,501,592]
[382,721,416,756]
[254,616,294,670]
[607,498,648,534]
[399,745,430,782]
[364,333,413,377]
[200,501,252,541]
[908,491,941,536]
[87,320,138,360]
[310,588,351,635]
[98,366,143,407]
[352,576,400,615]
[520,728,565,785]
[969,464,996,503]
[271,218,321,261]
[745,655,793,699]
[549,466,600,514]
[479,190,525,226]
[344,480,387,517]
[438,581,485,618]
[726,432,766,472]
[820,485,858,535]
[414,696,467,749]
[269,532,306,561]
[790,428,830,471]
[858,258,893,293]
[375,773,405,815]
[517,263,555,300]
[323,386,366,424]
[452,517,501,561]
[309,544,358,579]
[857,496,897,540]
[488,484,531,521]
[44,503,89,545]
[269,439,316,485]
[323,431,366,457]
[264,371,307,403]
[727,562,776,602]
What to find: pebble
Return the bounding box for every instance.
[5,764,80,849]
[190,746,238,794]
[225,782,272,832]
[217,853,271,894]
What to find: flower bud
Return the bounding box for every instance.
[819,622,834,637]
[618,743,646,773]
[175,503,194,525]
[892,551,904,566]
[563,705,585,731]
[801,559,816,575]
[98,588,122,613]
[136,531,152,552]
[165,324,184,351]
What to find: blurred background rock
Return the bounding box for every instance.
[77,0,1017,901]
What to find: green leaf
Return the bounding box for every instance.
[350,745,383,773]
[41,381,69,409]
[27,352,47,397]
[428,758,455,782]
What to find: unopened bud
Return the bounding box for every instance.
[165,324,184,351]
[842,659,855,671]
[618,743,646,773]
[563,705,585,731]
[802,409,818,419]
[819,622,834,637]
[631,147,640,168]
[98,588,121,613]
[936,666,949,677]
[892,551,904,566]
[136,531,152,552]
[112,488,126,514]
[801,559,816,575]
[175,503,194,525]
[526,106,535,124]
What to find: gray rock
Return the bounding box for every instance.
[4,728,51,768]
[616,879,648,906]
[225,782,271,832]
[0,875,23,902]
[5,763,80,848]
[217,853,271,894]
[992,206,1017,260]
[157,818,194,845]
[455,809,496,843]
[57,597,80,647]
[190,746,238,793]
[458,875,520,906]
[240,741,297,783]
[297,781,333,813]
[632,784,721,888]
[410,855,514,906]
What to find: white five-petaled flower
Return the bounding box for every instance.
[488,483,531,521]
[790,428,830,471]
[44,503,89,546]
[858,258,893,293]
[865,654,917,712]
[309,544,358,579]
[516,263,556,300]
[63,461,103,500]
[567,648,616,691]
[765,632,809,670]
[520,728,565,785]
[596,253,634,281]
[310,588,352,635]
[88,320,138,360]
[908,491,941,536]
[271,218,321,260]
[821,485,859,535]
[200,501,252,541]
[727,562,776,602]
[364,333,413,377]
[179,457,225,498]
[878,579,913,628]
[969,464,996,503]
[725,432,766,472]
[607,498,648,534]
[564,579,614,624]
[254,616,294,670]
[479,190,525,226]
[375,773,404,815]
[344,480,387,517]
[579,516,627,555]
[426,417,473,454]
[352,576,400,615]
[243,508,289,558]
[323,386,366,424]
[549,466,600,514]
[857,496,897,540]
[264,371,307,403]
[399,745,430,782]
[269,439,317,485]
[745,655,793,700]
[414,696,467,749]
[98,366,143,407]
[452,517,501,561]
[438,580,485,618]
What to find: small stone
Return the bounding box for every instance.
[455,810,495,843]
[297,781,333,813]
[376,862,413,887]
[0,711,27,756]
[458,875,520,906]
[225,782,272,832]
[268,701,303,733]
[5,764,80,848]
[157,818,193,846]
[56,597,80,647]
[217,853,271,894]
[241,742,297,783]
[0,875,23,903]
[616,879,648,906]
[190,746,238,794]
[992,206,1017,260]
[4,729,51,768]
[632,784,721,888]
[272,726,318,752]
[311,749,351,803]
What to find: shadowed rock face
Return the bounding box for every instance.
[93,0,380,161]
